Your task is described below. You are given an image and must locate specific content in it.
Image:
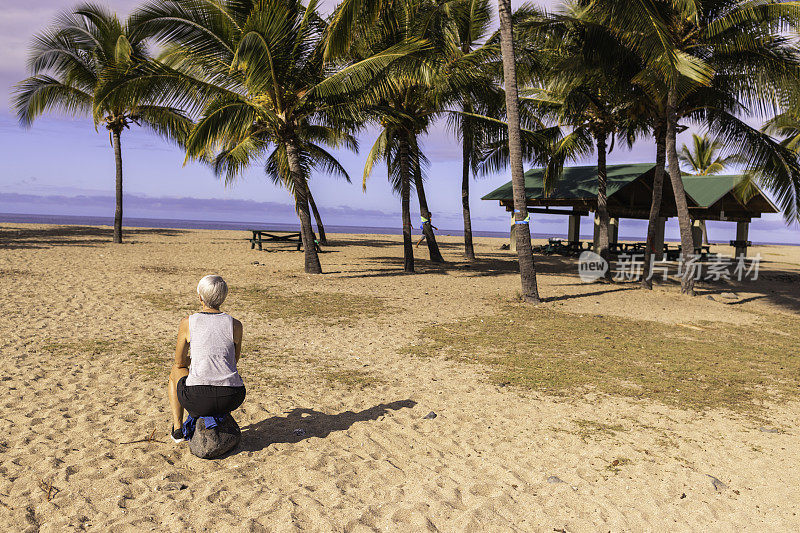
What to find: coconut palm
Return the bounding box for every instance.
[448,0,495,261]
[679,133,741,176]
[13,3,192,244]
[497,0,541,302]
[570,0,708,294]
[118,0,413,273]
[666,1,800,292]
[763,109,800,155]
[307,185,328,245]
[518,4,652,278]
[584,0,800,294]
[760,110,800,214]
[678,133,744,244]
[353,0,490,269]
[640,112,668,290]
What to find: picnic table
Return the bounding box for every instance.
[663,244,711,261]
[248,229,320,252]
[619,242,647,253]
[536,238,587,256]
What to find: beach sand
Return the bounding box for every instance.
[1,223,799,532]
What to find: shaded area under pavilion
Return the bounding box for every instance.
[481,163,779,257]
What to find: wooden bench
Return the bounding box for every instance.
[620,242,647,253]
[564,240,587,256]
[534,239,587,257]
[248,230,320,252]
[543,238,579,256]
[663,244,711,261]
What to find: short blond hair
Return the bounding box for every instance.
[197,275,228,308]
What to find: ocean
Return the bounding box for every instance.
[0,212,519,239]
[1,212,794,246]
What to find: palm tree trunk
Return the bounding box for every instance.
[497,0,540,303]
[286,140,322,274]
[411,140,444,263]
[111,128,123,244]
[399,135,415,273]
[596,132,611,280]
[462,104,476,260]
[307,184,327,245]
[642,120,667,290]
[666,87,696,295]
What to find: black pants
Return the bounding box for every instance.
[177,376,246,417]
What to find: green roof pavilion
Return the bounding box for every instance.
[481,164,778,256]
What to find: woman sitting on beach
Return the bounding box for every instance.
[167,275,245,442]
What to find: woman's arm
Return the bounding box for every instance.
[174,317,191,368]
[233,318,243,363]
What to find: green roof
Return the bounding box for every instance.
[681,174,745,207]
[480,163,778,218]
[481,163,655,201]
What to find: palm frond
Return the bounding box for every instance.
[13,75,93,127]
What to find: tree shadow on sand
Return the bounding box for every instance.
[236,400,416,453]
[0,225,186,249]
[338,253,580,279]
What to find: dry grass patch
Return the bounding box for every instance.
[321,368,384,389]
[138,287,391,324]
[242,337,301,363]
[41,338,170,379]
[235,287,390,324]
[573,419,627,442]
[136,343,172,378]
[141,292,197,313]
[236,341,300,389]
[138,265,207,277]
[403,304,800,412]
[41,339,118,356]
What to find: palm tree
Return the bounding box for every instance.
[762,110,800,218]
[641,113,667,290]
[122,0,408,273]
[585,0,800,294]
[763,109,800,157]
[679,134,741,176]
[519,4,651,279]
[13,3,191,244]
[497,0,540,302]
[307,185,328,245]
[566,0,708,294]
[353,0,490,269]
[678,133,743,244]
[667,1,800,292]
[450,0,494,260]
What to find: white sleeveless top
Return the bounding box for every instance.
[185,312,244,387]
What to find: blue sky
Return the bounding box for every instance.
[1,0,798,244]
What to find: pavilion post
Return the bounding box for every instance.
[691,219,703,250]
[593,213,600,252]
[609,218,619,245]
[735,221,749,257]
[654,217,666,261]
[594,214,618,251]
[509,213,517,252]
[568,213,581,243]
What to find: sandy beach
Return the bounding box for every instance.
[1,222,800,532]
